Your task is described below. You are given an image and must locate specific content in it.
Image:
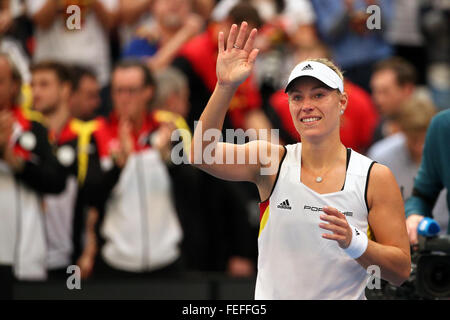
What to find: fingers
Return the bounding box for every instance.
[218,31,225,54]
[248,48,260,66]
[320,208,348,228]
[322,232,346,242]
[226,24,238,51]
[225,22,258,52]
[243,28,258,53]
[406,215,423,245]
[408,224,419,245]
[322,206,345,218]
[320,206,352,246]
[319,222,347,235]
[234,21,248,50]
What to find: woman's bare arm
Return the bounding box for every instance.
[358,164,411,286]
[319,163,411,286]
[190,22,282,188]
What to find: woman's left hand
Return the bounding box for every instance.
[319,206,353,249]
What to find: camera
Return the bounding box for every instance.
[367,234,450,300]
[414,235,450,298]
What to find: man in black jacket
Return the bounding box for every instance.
[0,53,67,299]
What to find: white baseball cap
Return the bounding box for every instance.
[285,60,344,94]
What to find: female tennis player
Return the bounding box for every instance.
[190,22,411,299]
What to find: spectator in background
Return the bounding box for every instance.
[0,53,66,299]
[386,0,427,85]
[117,0,153,48]
[152,66,255,276]
[0,0,13,34]
[1,0,32,93]
[405,109,450,245]
[25,0,119,115]
[90,61,185,279]
[121,0,205,73]
[68,65,101,121]
[30,61,76,279]
[29,61,106,280]
[118,0,213,49]
[265,42,379,153]
[368,97,448,235]
[420,0,450,110]
[153,66,190,118]
[370,57,417,143]
[311,0,393,92]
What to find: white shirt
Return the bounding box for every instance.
[26,0,119,87]
[44,177,78,270]
[256,143,374,299]
[101,148,183,272]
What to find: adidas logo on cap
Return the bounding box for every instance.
[277,199,292,210]
[301,64,313,71]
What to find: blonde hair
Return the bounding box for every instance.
[396,97,436,133]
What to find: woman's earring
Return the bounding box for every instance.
[340,110,344,115]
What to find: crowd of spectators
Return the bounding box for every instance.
[0,0,448,300]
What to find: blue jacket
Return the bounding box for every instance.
[405,109,450,233]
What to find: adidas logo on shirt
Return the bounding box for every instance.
[277,199,292,210]
[301,64,313,71]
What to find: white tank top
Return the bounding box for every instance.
[255,143,376,300]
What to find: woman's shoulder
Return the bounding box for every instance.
[347,148,376,176]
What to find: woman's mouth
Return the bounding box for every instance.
[300,116,322,123]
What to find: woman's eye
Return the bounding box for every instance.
[314,93,324,99]
[293,95,302,101]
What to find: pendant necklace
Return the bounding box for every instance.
[308,161,336,183]
[305,148,348,183]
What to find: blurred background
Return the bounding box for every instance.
[0,0,449,300]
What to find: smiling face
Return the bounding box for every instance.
[287,76,347,143]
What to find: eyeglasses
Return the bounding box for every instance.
[112,86,144,96]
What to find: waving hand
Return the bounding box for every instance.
[216,22,259,88]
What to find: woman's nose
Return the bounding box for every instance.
[300,99,314,112]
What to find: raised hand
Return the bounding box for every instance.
[216,21,259,89]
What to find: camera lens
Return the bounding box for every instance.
[418,255,450,298]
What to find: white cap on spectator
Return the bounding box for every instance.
[285,60,344,94]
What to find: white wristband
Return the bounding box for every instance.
[343,225,368,259]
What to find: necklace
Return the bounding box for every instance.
[313,165,334,183]
[305,148,349,183]
[302,163,335,183]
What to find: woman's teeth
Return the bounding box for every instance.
[301,117,321,123]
